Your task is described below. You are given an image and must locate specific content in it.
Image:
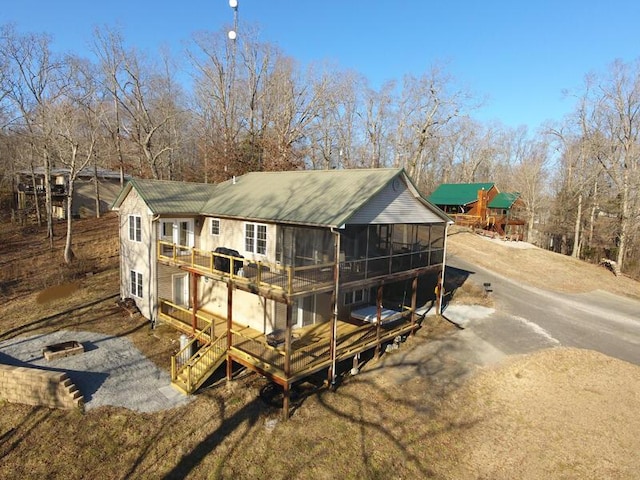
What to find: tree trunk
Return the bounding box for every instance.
[571,192,582,258]
[64,181,75,264]
[43,148,54,249]
[588,177,598,247]
[93,161,101,219]
[29,161,42,226]
[615,169,630,275]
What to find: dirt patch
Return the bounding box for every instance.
[36,282,80,304]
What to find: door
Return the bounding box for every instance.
[296,295,315,328]
[179,221,190,246]
[173,274,189,307]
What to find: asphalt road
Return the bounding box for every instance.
[444,254,640,367]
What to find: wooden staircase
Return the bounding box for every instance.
[171,333,228,394]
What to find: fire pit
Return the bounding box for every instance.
[43,340,85,361]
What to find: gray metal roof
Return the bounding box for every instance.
[112,178,217,214]
[113,168,450,226]
[202,168,407,227]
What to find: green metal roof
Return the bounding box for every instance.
[112,178,217,214]
[202,168,406,227]
[428,182,495,206]
[488,192,521,209]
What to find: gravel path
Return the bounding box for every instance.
[0,330,192,413]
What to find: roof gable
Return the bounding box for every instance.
[113,169,450,227]
[112,178,217,214]
[488,192,521,209]
[428,182,496,206]
[202,168,442,227]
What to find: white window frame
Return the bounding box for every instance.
[130,270,143,298]
[210,218,221,236]
[245,222,267,255]
[157,218,194,247]
[128,215,142,242]
[344,288,368,306]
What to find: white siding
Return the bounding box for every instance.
[198,280,274,333]
[117,188,156,320]
[199,217,277,264]
[347,180,444,224]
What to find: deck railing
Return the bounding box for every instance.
[158,240,444,295]
[161,300,419,385]
[159,299,215,341]
[158,241,334,295]
[171,333,228,393]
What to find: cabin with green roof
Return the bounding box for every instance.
[428,182,525,239]
[112,168,451,418]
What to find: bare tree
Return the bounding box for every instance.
[1,26,68,246]
[92,26,128,185]
[50,55,101,263]
[395,66,469,187]
[575,60,640,274]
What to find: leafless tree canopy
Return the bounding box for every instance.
[1,24,639,277]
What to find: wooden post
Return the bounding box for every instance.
[410,275,418,334]
[284,303,292,378]
[375,284,383,359]
[328,229,340,388]
[283,382,290,421]
[226,281,234,381]
[283,303,292,420]
[191,272,198,334]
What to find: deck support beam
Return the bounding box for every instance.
[283,303,292,420]
[226,282,234,381]
[410,275,418,334]
[191,272,199,334]
[375,284,383,359]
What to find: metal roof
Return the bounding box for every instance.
[112,178,217,214]
[202,168,411,227]
[428,182,496,206]
[488,192,521,209]
[113,168,450,226]
[18,167,128,180]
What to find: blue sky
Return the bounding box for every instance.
[4,1,640,131]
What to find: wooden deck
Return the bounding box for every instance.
[159,299,420,386]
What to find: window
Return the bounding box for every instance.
[130,270,143,298]
[210,218,220,236]
[161,221,173,239]
[128,215,142,242]
[245,223,267,255]
[344,288,368,306]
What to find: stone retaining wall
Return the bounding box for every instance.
[0,364,84,411]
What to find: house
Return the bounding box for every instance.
[428,182,525,238]
[427,182,498,217]
[112,168,452,418]
[15,167,127,219]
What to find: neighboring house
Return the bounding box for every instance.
[428,182,525,238]
[15,167,127,219]
[112,168,452,418]
[428,182,498,217]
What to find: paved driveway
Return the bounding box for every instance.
[445,255,640,366]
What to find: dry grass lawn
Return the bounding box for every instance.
[0,218,639,479]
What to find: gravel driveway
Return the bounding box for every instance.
[0,330,192,412]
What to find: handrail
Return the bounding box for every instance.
[159,298,214,341]
[172,332,228,392]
